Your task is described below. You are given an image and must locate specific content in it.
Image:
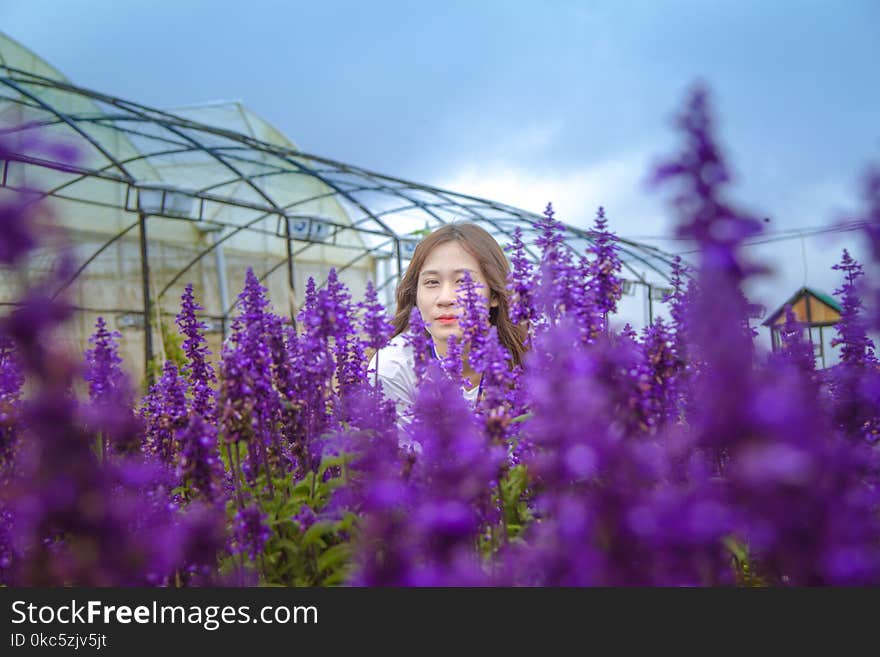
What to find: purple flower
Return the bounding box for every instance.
[83,317,140,457]
[831,250,877,367]
[504,226,537,329]
[292,504,316,532]
[500,320,733,585]
[2,285,75,376]
[856,166,880,325]
[176,284,216,419]
[772,306,817,376]
[323,269,364,392]
[0,134,225,586]
[826,250,880,442]
[531,203,583,332]
[402,306,433,385]
[646,85,880,584]
[582,207,624,337]
[0,133,57,266]
[175,413,223,503]
[219,268,283,485]
[0,337,23,469]
[4,92,880,588]
[652,86,765,465]
[351,363,501,586]
[638,318,680,431]
[0,194,41,266]
[664,256,696,365]
[232,504,271,563]
[359,280,394,351]
[140,361,188,465]
[652,87,763,264]
[83,317,126,405]
[7,367,223,585]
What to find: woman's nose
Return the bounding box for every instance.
[437,282,457,305]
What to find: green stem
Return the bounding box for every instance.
[228,442,245,510]
[496,477,508,547]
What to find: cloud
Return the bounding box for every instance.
[436,137,874,340]
[437,146,671,236]
[435,144,686,330]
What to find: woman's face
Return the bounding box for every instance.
[415,240,496,350]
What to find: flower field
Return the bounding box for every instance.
[1,88,879,586]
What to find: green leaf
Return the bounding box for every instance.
[292,477,314,497]
[317,543,352,572]
[321,568,351,586]
[319,453,355,473]
[723,535,749,563]
[301,521,336,548]
[274,539,301,553]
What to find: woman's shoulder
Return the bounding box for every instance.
[369,334,415,370]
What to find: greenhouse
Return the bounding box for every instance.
[0,32,676,381]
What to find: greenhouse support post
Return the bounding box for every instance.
[285,215,298,330]
[138,210,154,386]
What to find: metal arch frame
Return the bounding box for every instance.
[304,163,528,239]
[83,84,676,282]
[1,65,681,277]
[324,176,638,280]
[5,66,676,274]
[1,69,658,226]
[274,171,544,283]
[166,153,546,291]
[0,63,681,376]
[97,99,299,307]
[0,77,136,183]
[0,72,165,380]
[236,235,402,320]
[9,69,333,326]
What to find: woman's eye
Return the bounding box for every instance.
[424,280,438,287]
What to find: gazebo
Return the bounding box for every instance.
[763,286,842,368]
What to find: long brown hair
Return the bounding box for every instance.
[391,222,528,367]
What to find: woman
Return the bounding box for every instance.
[368,222,527,428]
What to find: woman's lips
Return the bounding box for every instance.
[436,317,457,324]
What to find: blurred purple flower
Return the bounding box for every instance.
[0,337,23,469]
[232,504,271,563]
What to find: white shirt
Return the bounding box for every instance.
[367,334,480,430]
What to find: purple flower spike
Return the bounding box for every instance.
[827,250,880,442]
[83,317,126,406]
[176,284,216,420]
[140,361,189,464]
[403,306,433,384]
[0,337,24,469]
[831,250,877,368]
[582,207,624,337]
[176,413,223,503]
[232,504,271,563]
[359,280,394,352]
[82,317,140,457]
[504,226,537,329]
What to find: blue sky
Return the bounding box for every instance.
[3,0,879,339]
